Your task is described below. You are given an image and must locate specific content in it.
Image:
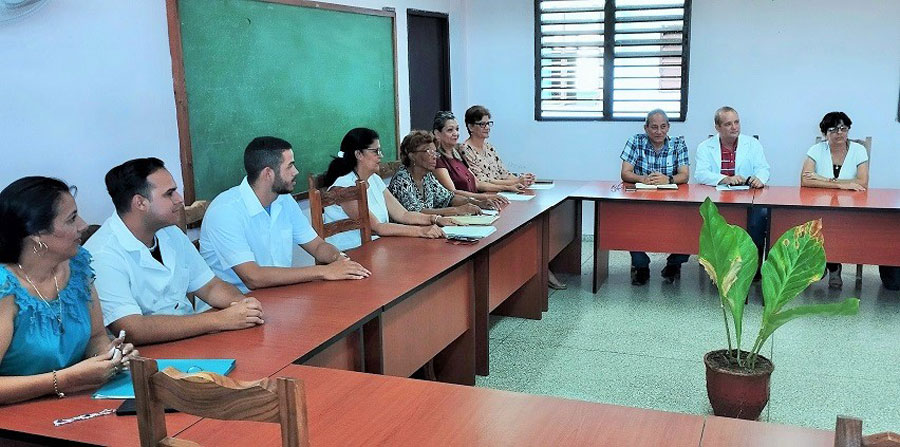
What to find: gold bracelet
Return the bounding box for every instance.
[52,370,65,399]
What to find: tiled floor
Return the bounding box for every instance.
[476,242,900,433]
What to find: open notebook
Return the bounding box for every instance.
[498,192,535,201]
[451,215,499,226]
[443,225,497,240]
[634,183,678,190]
[93,359,236,399]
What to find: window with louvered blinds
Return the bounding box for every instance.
[535,0,691,121]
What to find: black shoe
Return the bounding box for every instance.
[631,267,650,286]
[661,264,681,284]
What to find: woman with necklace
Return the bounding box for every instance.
[322,128,455,251]
[800,111,870,289]
[0,177,136,404]
[460,105,535,190]
[389,130,495,215]
[431,111,519,205]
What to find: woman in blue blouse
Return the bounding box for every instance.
[0,177,136,404]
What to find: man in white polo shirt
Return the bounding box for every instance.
[200,136,370,293]
[86,158,264,345]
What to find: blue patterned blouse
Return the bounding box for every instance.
[0,247,94,376]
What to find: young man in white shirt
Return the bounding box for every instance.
[85,158,264,345]
[200,136,370,293]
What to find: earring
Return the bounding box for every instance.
[33,240,48,256]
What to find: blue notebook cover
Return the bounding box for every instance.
[92,358,236,400]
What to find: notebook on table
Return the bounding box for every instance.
[93,358,236,400]
[634,183,678,190]
[443,225,497,240]
[451,215,499,226]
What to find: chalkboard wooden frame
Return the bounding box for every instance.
[165,0,400,203]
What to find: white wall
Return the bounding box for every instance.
[4,0,899,228]
[465,0,900,190]
[0,2,180,224]
[0,0,467,224]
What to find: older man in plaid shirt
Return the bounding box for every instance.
[619,109,691,286]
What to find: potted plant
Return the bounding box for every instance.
[697,198,859,420]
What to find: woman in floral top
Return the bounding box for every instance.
[389,131,492,215]
[460,105,535,189]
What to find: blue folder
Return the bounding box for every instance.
[92,359,236,400]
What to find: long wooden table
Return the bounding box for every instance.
[755,186,900,266]
[574,182,755,292]
[175,365,836,447]
[177,364,708,446]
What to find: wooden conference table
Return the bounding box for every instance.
[3,181,896,446]
[573,182,756,293]
[756,186,900,266]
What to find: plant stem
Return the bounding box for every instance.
[721,306,734,362]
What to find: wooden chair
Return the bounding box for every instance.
[131,356,309,447]
[307,174,372,244]
[834,416,900,447]
[81,224,101,244]
[379,160,403,180]
[814,136,873,283]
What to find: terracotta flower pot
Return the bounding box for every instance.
[704,349,774,420]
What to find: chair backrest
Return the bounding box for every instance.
[131,356,309,447]
[176,200,210,233]
[814,136,872,158]
[379,160,403,180]
[834,415,900,447]
[307,174,373,243]
[707,134,759,140]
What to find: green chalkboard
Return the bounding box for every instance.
[175,0,398,200]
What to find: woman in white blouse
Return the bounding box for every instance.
[800,111,869,289]
[321,128,453,250]
[801,111,868,191]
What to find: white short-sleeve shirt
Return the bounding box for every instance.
[323,172,388,250]
[84,213,216,327]
[200,177,318,293]
[806,141,869,180]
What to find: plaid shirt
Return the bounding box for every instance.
[620,133,689,177]
[720,138,737,176]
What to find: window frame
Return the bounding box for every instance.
[533,0,693,122]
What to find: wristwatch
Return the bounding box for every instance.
[667,174,674,184]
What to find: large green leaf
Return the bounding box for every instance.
[761,220,827,319]
[755,298,860,349]
[698,198,758,352]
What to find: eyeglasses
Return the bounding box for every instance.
[362,147,383,156]
[474,121,494,128]
[436,111,456,120]
[411,148,438,156]
[827,125,850,134]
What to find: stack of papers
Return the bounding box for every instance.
[481,209,499,216]
[498,192,535,201]
[527,183,555,190]
[93,359,236,399]
[634,183,678,190]
[451,215,499,226]
[443,226,497,240]
[716,184,750,191]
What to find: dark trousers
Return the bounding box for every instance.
[630,252,689,269]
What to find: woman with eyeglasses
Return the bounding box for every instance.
[389,130,493,216]
[0,177,137,404]
[322,127,454,250]
[461,105,535,189]
[800,111,869,289]
[431,112,517,206]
